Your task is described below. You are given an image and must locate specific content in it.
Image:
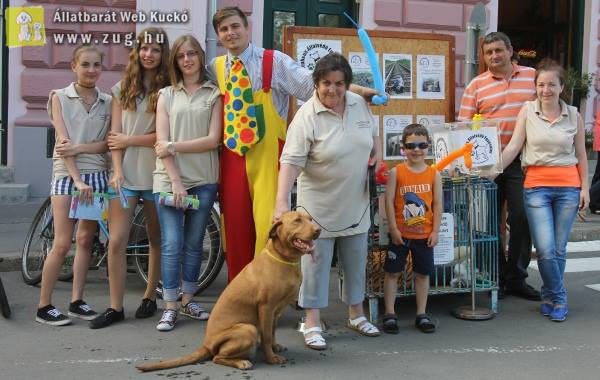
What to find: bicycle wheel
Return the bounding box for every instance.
[0,277,10,318]
[21,197,75,285]
[133,206,224,297]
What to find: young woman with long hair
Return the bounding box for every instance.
[90,28,170,329]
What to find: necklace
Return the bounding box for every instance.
[76,82,95,89]
[79,97,97,107]
[75,83,97,106]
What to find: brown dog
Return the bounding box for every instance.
[136,211,320,372]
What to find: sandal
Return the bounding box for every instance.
[415,314,436,333]
[304,326,327,350]
[347,316,380,337]
[382,314,399,334]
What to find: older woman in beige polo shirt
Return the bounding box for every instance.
[501,59,589,322]
[274,53,381,350]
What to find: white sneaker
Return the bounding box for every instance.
[156,309,177,331]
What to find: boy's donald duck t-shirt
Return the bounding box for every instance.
[394,163,436,239]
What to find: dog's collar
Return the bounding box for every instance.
[264,248,300,266]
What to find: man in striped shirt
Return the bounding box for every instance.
[458,32,540,301]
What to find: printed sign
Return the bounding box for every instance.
[433,213,454,265]
[416,55,445,99]
[383,53,412,99]
[383,115,413,160]
[6,6,46,47]
[297,39,342,71]
[349,51,376,89]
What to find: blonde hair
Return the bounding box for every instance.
[72,43,104,64]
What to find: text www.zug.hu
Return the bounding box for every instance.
[51,32,166,47]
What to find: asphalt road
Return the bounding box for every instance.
[2,255,600,380]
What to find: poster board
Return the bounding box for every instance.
[283,26,455,166]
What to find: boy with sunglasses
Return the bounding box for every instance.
[382,124,442,334]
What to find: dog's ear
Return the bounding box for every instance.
[268,220,282,239]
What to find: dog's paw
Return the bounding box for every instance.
[236,360,254,370]
[272,343,285,353]
[265,354,286,365]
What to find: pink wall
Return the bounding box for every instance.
[360,0,492,115]
[14,0,136,127]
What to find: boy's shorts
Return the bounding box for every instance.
[384,238,433,276]
[107,186,154,201]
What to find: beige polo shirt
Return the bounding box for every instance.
[521,99,579,167]
[48,83,111,179]
[153,81,221,193]
[112,81,156,190]
[280,91,377,238]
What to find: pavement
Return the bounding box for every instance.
[1,193,600,378]
[2,254,600,379]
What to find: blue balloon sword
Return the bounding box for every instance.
[343,12,388,105]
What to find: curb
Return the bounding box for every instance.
[570,230,600,243]
[0,254,21,273]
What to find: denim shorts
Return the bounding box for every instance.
[107,186,154,201]
[384,238,433,276]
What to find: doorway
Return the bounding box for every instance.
[263,0,357,51]
[498,0,584,71]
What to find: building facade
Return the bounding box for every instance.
[2,0,596,198]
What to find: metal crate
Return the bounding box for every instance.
[339,175,499,322]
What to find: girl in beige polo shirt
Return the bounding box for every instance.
[90,28,171,329]
[36,44,111,326]
[152,35,222,331]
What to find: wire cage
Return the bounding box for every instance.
[339,173,499,322]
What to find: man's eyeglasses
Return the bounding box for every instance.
[176,50,198,60]
[403,142,429,150]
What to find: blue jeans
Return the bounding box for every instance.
[154,184,217,302]
[524,186,580,305]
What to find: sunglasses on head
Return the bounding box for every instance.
[403,142,429,150]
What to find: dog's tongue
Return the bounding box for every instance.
[294,239,317,262]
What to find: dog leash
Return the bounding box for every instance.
[294,204,369,233]
[264,248,300,266]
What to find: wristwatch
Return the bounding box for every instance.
[167,141,176,155]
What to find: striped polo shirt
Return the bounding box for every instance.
[458,64,536,148]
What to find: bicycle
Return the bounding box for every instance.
[21,196,224,297]
[0,259,11,318]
